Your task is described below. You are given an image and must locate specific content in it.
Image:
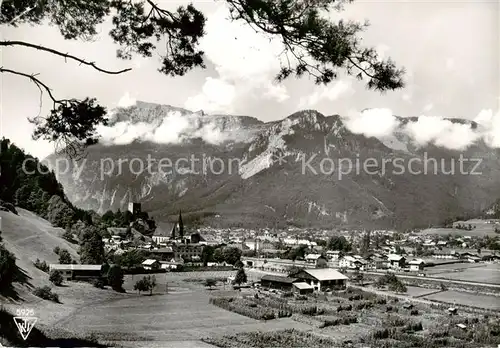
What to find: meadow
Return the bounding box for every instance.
[425,263,500,284]
[52,279,311,347]
[420,219,499,237]
[423,290,500,310]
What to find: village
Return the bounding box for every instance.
[49,202,500,297]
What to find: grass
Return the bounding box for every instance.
[0,306,105,347]
[424,263,500,284]
[420,219,499,237]
[203,329,338,348]
[0,208,79,289]
[423,290,500,310]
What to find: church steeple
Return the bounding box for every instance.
[178,210,184,238]
[170,223,177,239]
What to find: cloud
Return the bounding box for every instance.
[342,107,500,150]
[474,109,500,148]
[96,106,257,147]
[298,79,354,108]
[184,4,288,112]
[404,115,480,150]
[343,108,400,138]
[117,92,136,108]
[184,77,236,113]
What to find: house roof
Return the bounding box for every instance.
[49,264,102,271]
[107,227,128,235]
[261,275,298,284]
[150,247,174,253]
[408,259,425,265]
[301,268,348,281]
[293,282,314,290]
[388,254,405,261]
[305,253,322,260]
[142,259,158,265]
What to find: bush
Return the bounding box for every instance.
[49,270,63,286]
[210,297,276,321]
[58,249,72,264]
[91,278,104,289]
[405,321,423,332]
[410,309,419,316]
[319,316,357,328]
[0,245,16,288]
[33,258,49,273]
[33,286,59,302]
[337,304,352,312]
[107,265,124,292]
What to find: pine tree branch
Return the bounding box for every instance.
[0,40,132,75]
[0,67,61,105]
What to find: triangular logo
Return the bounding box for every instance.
[13,316,37,340]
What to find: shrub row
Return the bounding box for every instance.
[210,297,275,320]
[319,315,358,328]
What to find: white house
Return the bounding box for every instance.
[339,255,364,270]
[305,254,328,267]
[142,259,160,270]
[326,250,341,261]
[160,258,184,270]
[408,259,425,272]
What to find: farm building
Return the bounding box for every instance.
[49,264,102,281]
[142,259,160,270]
[434,249,459,259]
[260,275,299,291]
[160,258,184,270]
[339,255,365,270]
[369,256,388,270]
[387,254,406,269]
[294,268,348,292]
[292,282,314,295]
[149,247,175,261]
[304,254,328,268]
[241,257,309,273]
[325,250,341,261]
[408,259,425,271]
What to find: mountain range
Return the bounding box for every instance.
[45,101,500,230]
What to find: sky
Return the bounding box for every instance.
[1,0,499,159]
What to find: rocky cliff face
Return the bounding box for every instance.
[46,102,500,229]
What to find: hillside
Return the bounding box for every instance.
[45,103,500,230]
[0,208,79,290]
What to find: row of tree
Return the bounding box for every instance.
[200,245,242,266]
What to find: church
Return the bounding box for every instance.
[151,211,205,263]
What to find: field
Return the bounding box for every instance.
[424,262,500,284]
[420,219,499,236]
[423,290,500,310]
[53,278,312,347]
[403,286,440,298]
[206,285,500,348]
